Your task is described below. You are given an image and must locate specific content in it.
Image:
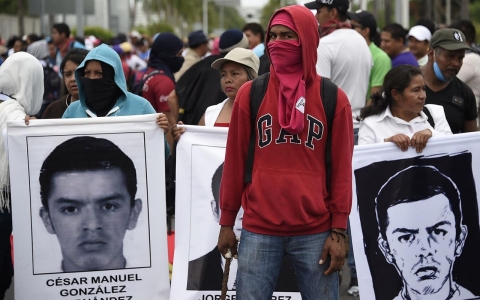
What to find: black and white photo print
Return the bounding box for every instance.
[354,152,480,300]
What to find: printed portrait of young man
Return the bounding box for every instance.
[38,136,143,273]
[353,152,480,300]
[375,165,474,300]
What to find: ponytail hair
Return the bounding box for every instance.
[358,65,423,121]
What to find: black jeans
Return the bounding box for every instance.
[0,209,13,300]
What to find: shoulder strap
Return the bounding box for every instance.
[423,106,435,128]
[245,72,270,183]
[320,78,338,193]
[143,69,161,81]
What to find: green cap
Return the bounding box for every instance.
[430,28,471,51]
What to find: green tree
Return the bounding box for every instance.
[259,0,282,29]
[143,0,245,35]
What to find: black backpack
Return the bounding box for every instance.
[131,69,161,96]
[245,73,338,192]
[423,106,436,128]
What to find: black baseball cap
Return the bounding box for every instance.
[304,0,350,13]
[347,10,377,34]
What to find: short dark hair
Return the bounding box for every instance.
[52,23,70,38]
[27,34,40,43]
[15,39,27,47]
[450,20,476,44]
[382,23,408,44]
[242,23,265,43]
[359,65,423,120]
[60,48,89,75]
[325,7,348,22]
[375,166,463,241]
[39,136,137,210]
[211,163,224,216]
[134,38,148,48]
[190,41,209,49]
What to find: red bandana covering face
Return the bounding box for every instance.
[319,19,352,38]
[268,12,305,135]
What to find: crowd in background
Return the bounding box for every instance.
[1,1,480,299]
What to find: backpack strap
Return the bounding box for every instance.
[245,72,270,183]
[320,78,338,193]
[143,69,161,81]
[423,106,435,128]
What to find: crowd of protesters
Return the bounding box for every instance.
[1,0,479,298]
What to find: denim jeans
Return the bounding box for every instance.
[237,229,338,300]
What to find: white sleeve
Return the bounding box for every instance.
[457,63,476,84]
[358,120,377,145]
[426,104,453,136]
[316,43,332,78]
[131,55,147,71]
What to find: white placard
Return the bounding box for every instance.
[8,115,170,300]
[171,125,301,300]
[350,132,480,300]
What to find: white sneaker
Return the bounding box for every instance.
[347,285,359,297]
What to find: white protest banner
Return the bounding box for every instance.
[171,125,301,300]
[7,115,170,300]
[350,132,480,300]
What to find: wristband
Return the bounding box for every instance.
[330,230,347,242]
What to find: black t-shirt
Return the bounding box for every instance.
[425,77,477,133]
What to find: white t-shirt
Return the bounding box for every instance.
[417,54,428,67]
[358,104,452,145]
[316,29,372,128]
[457,52,480,109]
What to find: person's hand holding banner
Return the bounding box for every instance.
[410,129,432,153]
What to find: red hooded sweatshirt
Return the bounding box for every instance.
[219,5,353,236]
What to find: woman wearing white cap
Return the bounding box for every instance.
[171,48,260,138]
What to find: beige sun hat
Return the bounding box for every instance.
[211,48,260,73]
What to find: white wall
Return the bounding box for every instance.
[0,0,131,39]
[0,14,41,38]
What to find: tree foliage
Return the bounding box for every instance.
[72,26,114,41]
[259,0,282,29]
[143,0,245,36]
[134,22,175,36]
[0,0,27,15]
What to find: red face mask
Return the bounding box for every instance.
[268,39,306,135]
[268,40,302,71]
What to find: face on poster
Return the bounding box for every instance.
[351,143,480,300]
[28,133,151,275]
[189,145,242,261]
[172,126,301,299]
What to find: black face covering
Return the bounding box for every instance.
[79,61,123,117]
[167,56,185,74]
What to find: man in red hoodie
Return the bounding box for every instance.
[217,5,353,299]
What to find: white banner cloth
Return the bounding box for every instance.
[351,132,480,300]
[171,125,301,300]
[7,115,170,300]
